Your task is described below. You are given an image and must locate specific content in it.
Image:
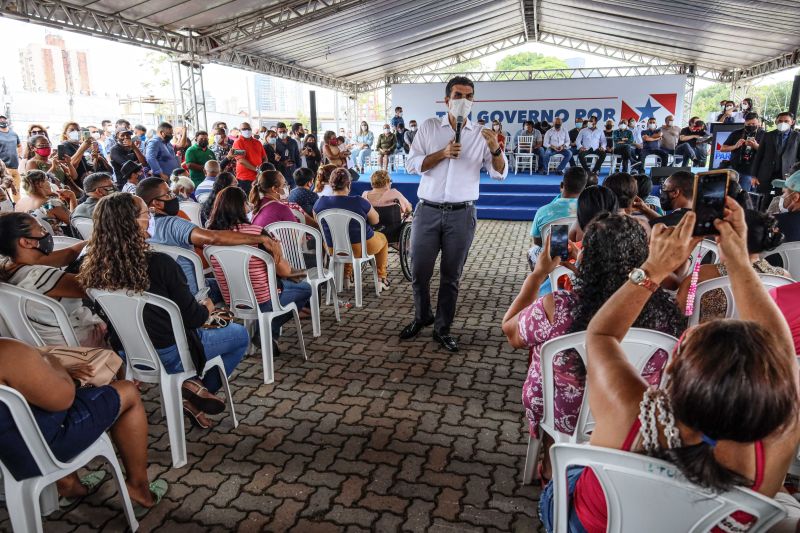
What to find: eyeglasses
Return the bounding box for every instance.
[154,192,177,201]
[30,130,44,135]
[98,185,117,193]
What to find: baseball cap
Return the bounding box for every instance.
[771,170,800,192]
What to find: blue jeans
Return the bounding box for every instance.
[739,173,754,192]
[258,278,312,336]
[539,465,589,533]
[544,148,572,172]
[351,147,372,168]
[155,324,249,393]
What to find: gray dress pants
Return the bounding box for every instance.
[410,201,477,335]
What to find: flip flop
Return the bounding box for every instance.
[58,470,108,510]
[132,479,168,519]
[181,380,225,415]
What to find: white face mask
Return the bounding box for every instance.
[268,137,277,145]
[741,103,749,110]
[383,129,390,134]
[67,130,80,141]
[781,192,796,213]
[214,134,223,143]
[241,129,252,139]
[648,123,657,130]
[279,133,288,139]
[279,185,289,200]
[0,198,12,213]
[619,124,628,130]
[410,126,417,132]
[448,97,473,119]
[91,132,101,140]
[777,122,791,133]
[666,120,673,126]
[725,105,734,111]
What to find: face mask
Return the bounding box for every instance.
[67,130,80,142]
[619,124,628,130]
[163,134,173,143]
[139,134,146,142]
[162,196,180,216]
[777,122,791,133]
[383,129,390,134]
[198,140,209,148]
[744,125,757,134]
[214,135,223,143]
[91,132,101,140]
[268,137,277,145]
[493,126,501,131]
[589,123,596,129]
[659,189,673,212]
[666,120,673,126]
[410,126,417,132]
[0,121,8,129]
[280,185,290,200]
[30,233,54,255]
[648,123,657,130]
[35,147,52,158]
[741,103,749,110]
[554,123,562,130]
[725,106,734,111]
[448,97,473,119]
[279,133,288,139]
[241,129,253,139]
[781,192,796,213]
[628,122,636,128]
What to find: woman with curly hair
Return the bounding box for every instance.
[676,209,789,322]
[502,213,683,482]
[78,193,249,429]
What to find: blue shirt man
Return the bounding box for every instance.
[390,107,404,130]
[145,122,180,179]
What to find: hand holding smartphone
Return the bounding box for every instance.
[549,225,570,260]
[691,169,732,236]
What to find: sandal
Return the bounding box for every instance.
[181,379,225,415]
[132,479,169,519]
[58,470,108,510]
[182,399,214,429]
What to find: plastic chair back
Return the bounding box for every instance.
[203,245,282,321]
[72,218,94,240]
[290,208,305,224]
[266,221,323,272]
[87,288,196,381]
[542,216,577,239]
[551,443,786,533]
[179,201,202,226]
[516,135,534,153]
[0,283,80,347]
[52,236,82,250]
[316,208,370,260]
[761,242,800,280]
[548,265,576,293]
[540,329,678,443]
[687,239,719,274]
[688,273,795,326]
[150,243,207,293]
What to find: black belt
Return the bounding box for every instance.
[420,200,474,211]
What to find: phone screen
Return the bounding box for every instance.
[549,224,570,260]
[57,145,66,160]
[692,170,731,236]
[81,128,91,141]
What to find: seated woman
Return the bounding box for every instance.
[321,131,349,169]
[361,170,412,213]
[313,168,390,290]
[0,212,107,347]
[200,172,237,226]
[502,214,684,482]
[376,125,396,171]
[15,170,78,235]
[602,172,651,235]
[314,164,337,198]
[78,193,249,429]
[568,185,619,243]
[677,209,789,322]
[250,170,315,228]
[207,186,312,351]
[25,134,81,197]
[0,338,166,514]
[539,201,800,533]
[170,174,196,202]
[58,122,111,183]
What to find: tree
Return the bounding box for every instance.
[690,83,728,122]
[748,80,792,125]
[443,59,483,73]
[494,52,568,72]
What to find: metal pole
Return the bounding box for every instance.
[682,65,696,125]
[334,90,340,135]
[789,74,800,119]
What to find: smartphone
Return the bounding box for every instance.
[57,144,66,160]
[232,149,246,156]
[80,128,91,141]
[194,286,210,303]
[549,224,570,260]
[691,170,732,236]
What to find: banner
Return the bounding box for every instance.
[392,75,686,129]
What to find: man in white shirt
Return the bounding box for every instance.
[401,76,508,352]
[542,118,571,175]
[574,116,606,173]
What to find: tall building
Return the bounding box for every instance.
[254,74,305,115]
[19,32,92,95]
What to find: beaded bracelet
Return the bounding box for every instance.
[683,245,704,317]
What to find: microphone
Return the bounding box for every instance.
[455,115,464,144]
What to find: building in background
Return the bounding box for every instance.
[20,33,91,95]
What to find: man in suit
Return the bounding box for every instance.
[752,111,800,201]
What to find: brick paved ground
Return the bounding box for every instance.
[0,220,542,532]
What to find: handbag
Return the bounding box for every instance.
[38,345,123,387]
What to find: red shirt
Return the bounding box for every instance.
[232,137,266,182]
[770,282,800,355]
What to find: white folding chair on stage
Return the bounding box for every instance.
[266,221,340,337]
[761,242,800,280]
[0,386,140,533]
[52,236,82,251]
[546,154,564,175]
[582,154,599,172]
[316,208,381,308]
[179,201,202,227]
[71,218,94,240]
[204,245,307,384]
[392,153,406,173]
[514,135,536,175]
[643,154,662,171]
[0,283,80,347]
[87,288,238,468]
[550,443,786,533]
[687,239,720,274]
[688,273,795,326]
[150,243,207,299]
[522,329,678,485]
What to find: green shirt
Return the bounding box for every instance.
[183,144,216,186]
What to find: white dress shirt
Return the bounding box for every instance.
[406,115,507,203]
[575,127,605,150]
[632,125,643,145]
[543,127,569,149]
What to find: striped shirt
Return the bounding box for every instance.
[209,223,275,304]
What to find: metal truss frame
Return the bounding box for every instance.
[174,47,207,133]
[734,48,800,82]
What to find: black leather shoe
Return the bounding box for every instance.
[399,317,434,339]
[433,331,459,352]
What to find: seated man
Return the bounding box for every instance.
[542,118,571,175]
[70,172,116,221]
[288,167,319,217]
[640,118,669,167]
[612,121,635,173]
[648,170,694,226]
[676,118,709,166]
[575,117,606,173]
[772,171,800,242]
[514,121,546,170]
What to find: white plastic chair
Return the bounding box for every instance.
[688,273,795,326]
[87,288,237,468]
[71,218,94,240]
[179,201,202,227]
[547,265,576,293]
[266,221,340,337]
[514,135,536,175]
[546,154,564,175]
[196,192,211,204]
[761,242,800,280]
[316,208,381,307]
[203,245,307,384]
[0,283,80,347]
[522,328,678,485]
[0,385,140,533]
[687,239,720,274]
[392,153,406,173]
[52,236,82,251]
[150,243,207,297]
[643,154,662,171]
[550,443,786,533]
[290,208,306,225]
[582,154,599,171]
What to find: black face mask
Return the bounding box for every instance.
[163,134,173,143]
[0,122,8,129]
[198,140,209,148]
[162,196,180,216]
[659,189,674,212]
[744,125,757,134]
[29,233,54,255]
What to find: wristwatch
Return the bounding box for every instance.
[628,268,658,293]
[491,147,503,157]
